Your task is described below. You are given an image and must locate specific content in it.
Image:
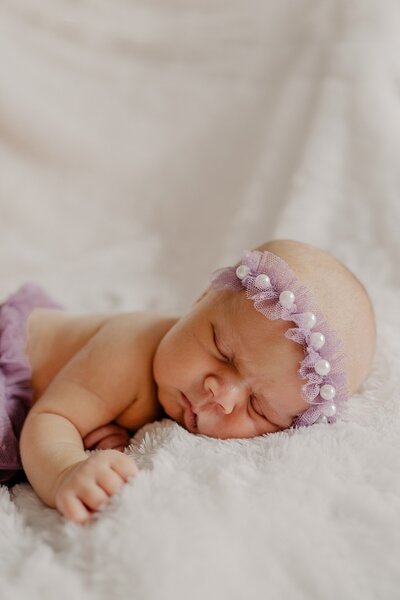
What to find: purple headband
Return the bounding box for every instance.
[210,250,348,427]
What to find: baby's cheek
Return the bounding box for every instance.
[153,342,170,383]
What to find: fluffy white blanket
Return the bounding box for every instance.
[1,1,399,598]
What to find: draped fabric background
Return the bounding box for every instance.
[1,1,399,599]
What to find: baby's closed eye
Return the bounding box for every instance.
[211,324,227,359]
[249,394,265,418]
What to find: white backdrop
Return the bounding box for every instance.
[1,1,400,599]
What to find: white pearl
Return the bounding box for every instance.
[303,312,317,330]
[279,290,295,309]
[322,403,337,418]
[254,274,271,290]
[315,415,328,424]
[315,359,331,376]
[236,265,250,280]
[310,332,325,350]
[320,384,336,401]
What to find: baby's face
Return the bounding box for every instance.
[153,289,309,439]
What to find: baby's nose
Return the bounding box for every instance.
[204,375,247,415]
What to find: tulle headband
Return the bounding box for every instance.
[210,250,348,427]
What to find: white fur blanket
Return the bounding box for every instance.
[1,1,400,598]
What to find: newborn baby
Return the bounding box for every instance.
[0,239,376,524]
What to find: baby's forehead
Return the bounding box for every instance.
[210,290,271,329]
[208,290,301,360]
[209,288,251,318]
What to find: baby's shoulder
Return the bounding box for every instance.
[28,308,177,415]
[74,310,174,385]
[99,310,176,355]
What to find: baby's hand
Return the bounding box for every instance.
[54,450,138,524]
[83,423,131,452]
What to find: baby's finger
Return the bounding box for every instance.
[58,494,93,525]
[95,433,130,451]
[83,424,125,449]
[79,483,110,512]
[109,453,139,481]
[96,466,127,496]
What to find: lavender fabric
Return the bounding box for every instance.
[0,283,63,486]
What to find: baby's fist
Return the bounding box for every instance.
[55,449,138,524]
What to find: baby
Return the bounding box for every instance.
[0,239,376,524]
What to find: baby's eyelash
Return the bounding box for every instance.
[250,395,264,418]
[250,397,283,430]
[211,325,229,361]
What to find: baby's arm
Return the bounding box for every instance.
[19,314,152,523]
[20,411,137,523]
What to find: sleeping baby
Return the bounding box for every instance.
[0,239,376,524]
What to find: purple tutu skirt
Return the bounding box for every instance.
[0,283,63,486]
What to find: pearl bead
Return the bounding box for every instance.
[310,332,325,350]
[320,384,336,401]
[303,312,317,330]
[315,359,331,376]
[236,265,250,280]
[279,290,295,309]
[254,274,271,290]
[315,415,328,424]
[322,403,337,418]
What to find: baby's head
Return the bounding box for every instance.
[153,239,376,439]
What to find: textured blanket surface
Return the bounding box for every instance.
[1,1,400,599]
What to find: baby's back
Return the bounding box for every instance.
[27,308,111,399]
